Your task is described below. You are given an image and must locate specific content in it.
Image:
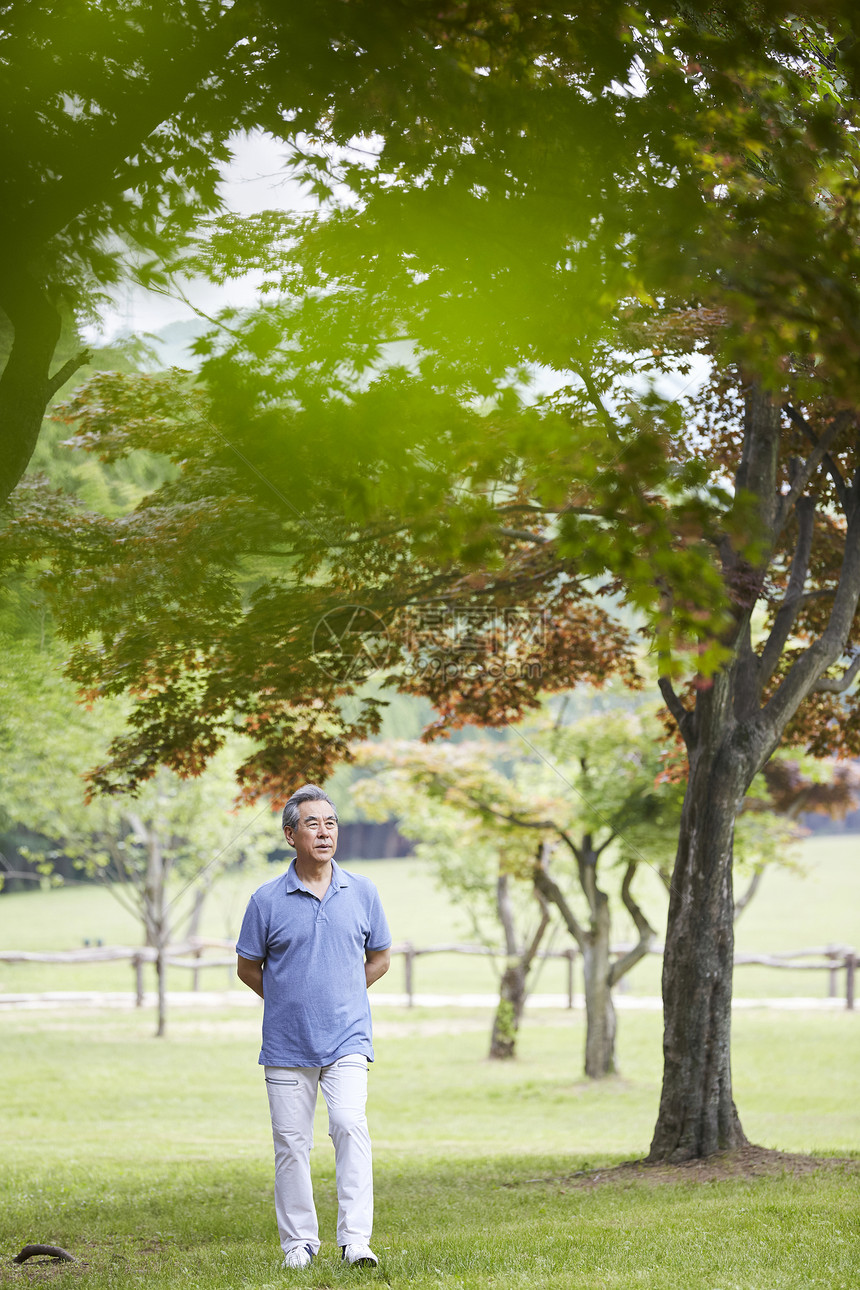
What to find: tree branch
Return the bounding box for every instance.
[520,839,553,973]
[760,449,860,757]
[495,527,549,545]
[759,494,815,685]
[496,870,519,957]
[658,675,693,743]
[783,404,849,513]
[520,894,551,975]
[814,651,860,693]
[733,868,763,921]
[578,838,601,921]
[46,348,93,400]
[533,866,587,952]
[573,364,622,444]
[608,862,656,985]
[764,587,836,610]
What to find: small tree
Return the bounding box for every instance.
[355,710,683,1077]
[353,753,554,1059]
[0,638,272,1034]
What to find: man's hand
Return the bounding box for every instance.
[365,947,391,989]
[237,954,264,998]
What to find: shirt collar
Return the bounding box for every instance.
[284,857,348,893]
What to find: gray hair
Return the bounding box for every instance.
[282,784,338,834]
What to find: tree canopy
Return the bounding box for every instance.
[5,0,860,1158]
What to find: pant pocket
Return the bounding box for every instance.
[265,1076,302,1134]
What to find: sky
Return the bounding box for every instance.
[84,131,313,345]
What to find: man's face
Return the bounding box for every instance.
[285,799,339,864]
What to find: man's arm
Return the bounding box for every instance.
[237,954,264,998]
[365,947,391,988]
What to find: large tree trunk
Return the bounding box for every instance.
[0,272,62,504]
[648,736,751,1161]
[649,384,860,1160]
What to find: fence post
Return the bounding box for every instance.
[847,952,856,1012]
[826,943,843,997]
[134,954,144,1007]
[192,946,202,993]
[566,948,576,1010]
[404,942,415,1009]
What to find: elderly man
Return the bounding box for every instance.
[236,784,392,1269]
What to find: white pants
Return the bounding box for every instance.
[264,1055,373,1255]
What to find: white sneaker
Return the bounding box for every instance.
[283,1244,314,1269]
[341,1243,378,1267]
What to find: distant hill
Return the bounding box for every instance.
[142,319,209,370]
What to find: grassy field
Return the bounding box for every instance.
[3,835,857,1287]
[0,1006,858,1289]
[1,834,857,1000]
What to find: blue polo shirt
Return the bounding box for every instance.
[236,858,391,1067]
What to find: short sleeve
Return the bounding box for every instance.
[366,887,392,952]
[236,894,268,961]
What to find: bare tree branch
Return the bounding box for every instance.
[496,871,519,957]
[609,862,656,985]
[520,895,551,976]
[533,866,587,952]
[46,348,93,400]
[578,838,601,921]
[733,868,763,921]
[764,587,836,610]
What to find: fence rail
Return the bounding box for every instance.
[0,937,855,1010]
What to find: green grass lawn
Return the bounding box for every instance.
[1,834,858,1000]
[0,1007,858,1289]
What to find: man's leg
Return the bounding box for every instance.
[264,1066,321,1258]
[319,1054,373,1249]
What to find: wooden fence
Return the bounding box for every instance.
[0,938,855,1009]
